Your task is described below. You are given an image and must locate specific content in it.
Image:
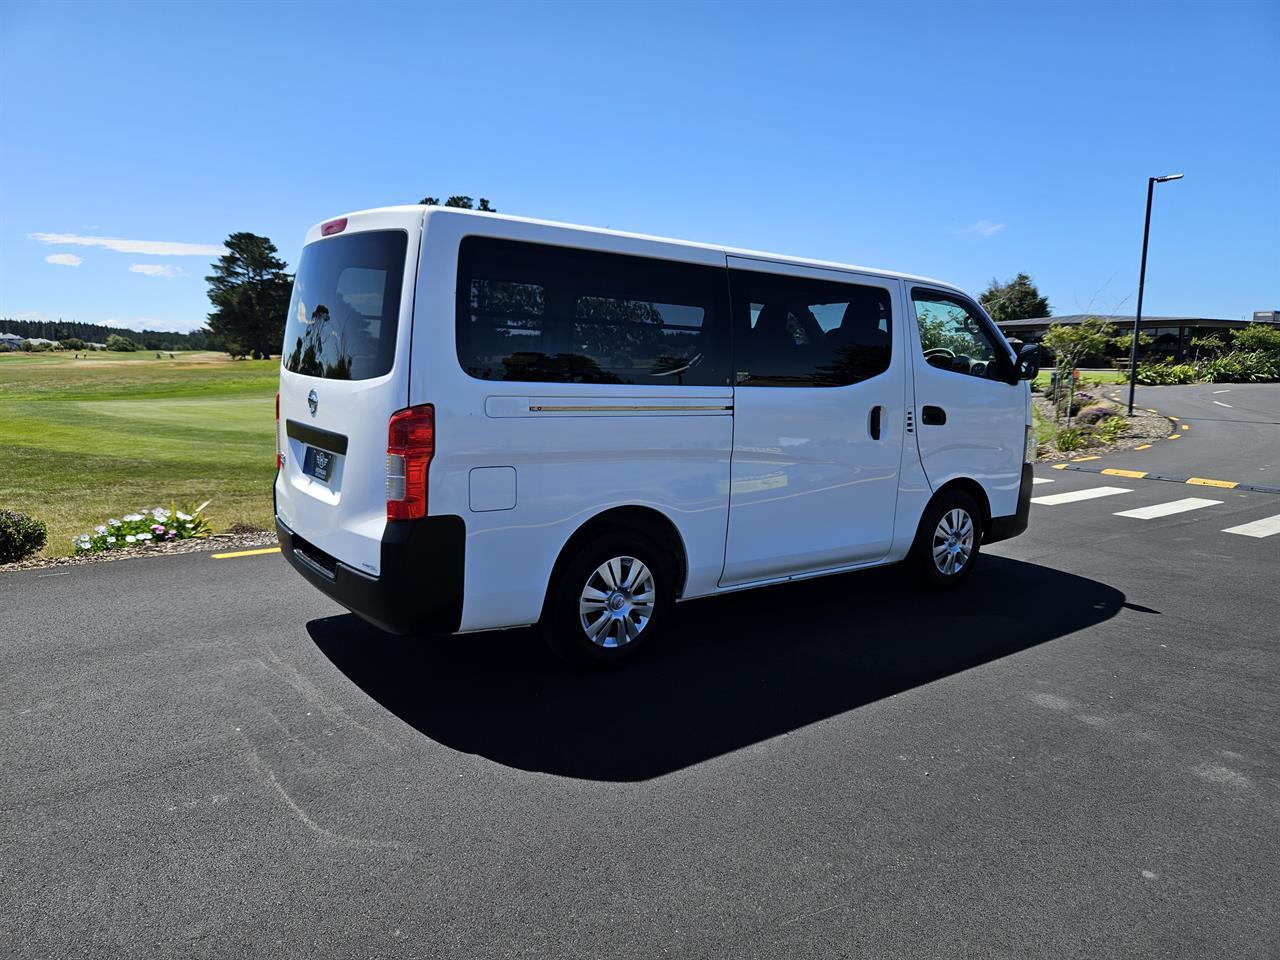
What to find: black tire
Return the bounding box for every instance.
[910,490,982,588]
[541,533,675,666]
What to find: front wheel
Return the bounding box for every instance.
[541,534,674,666]
[911,491,982,587]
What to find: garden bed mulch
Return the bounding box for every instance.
[0,530,279,573]
[1033,395,1173,462]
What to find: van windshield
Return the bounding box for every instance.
[281,230,408,380]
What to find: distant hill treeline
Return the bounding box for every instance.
[0,318,212,351]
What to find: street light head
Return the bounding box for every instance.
[1155,173,1184,182]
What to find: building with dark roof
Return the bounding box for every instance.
[995,314,1257,360]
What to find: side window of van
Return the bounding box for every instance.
[729,270,893,387]
[911,290,1006,381]
[457,238,729,386]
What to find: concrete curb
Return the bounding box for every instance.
[1049,462,1280,495]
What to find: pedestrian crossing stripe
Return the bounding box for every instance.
[1114,498,1223,520]
[1222,515,1280,539]
[1032,486,1132,506]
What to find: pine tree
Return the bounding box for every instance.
[205,233,293,359]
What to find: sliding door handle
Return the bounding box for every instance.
[921,405,947,426]
[869,405,883,440]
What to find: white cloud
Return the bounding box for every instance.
[29,232,228,257]
[129,263,184,278]
[45,253,84,266]
[956,219,1005,237]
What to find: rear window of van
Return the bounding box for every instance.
[282,230,408,380]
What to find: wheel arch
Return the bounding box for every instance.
[927,477,992,538]
[539,505,690,623]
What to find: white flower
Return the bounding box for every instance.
[95,525,107,534]
[152,508,168,519]
[123,513,143,522]
[106,536,116,544]
[177,512,192,521]
[125,535,136,543]
[137,532,152,541]
[108,518,121,526]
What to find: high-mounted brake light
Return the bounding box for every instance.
[275,391,283,471]
[321,218,347,236]
[386,405,434,521]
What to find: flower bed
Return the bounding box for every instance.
[72,501,212,554]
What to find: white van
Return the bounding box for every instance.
[274,206,1038,663]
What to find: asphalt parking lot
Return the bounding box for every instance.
[3,387,1277,959]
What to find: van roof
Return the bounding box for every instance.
[316,204,971,298]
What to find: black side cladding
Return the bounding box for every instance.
[276,514,465,636]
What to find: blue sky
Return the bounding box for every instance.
[1,0,1276,333]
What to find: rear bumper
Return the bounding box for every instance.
[986,463,1033,544]
[276,514,465,636]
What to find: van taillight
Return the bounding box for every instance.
[386,404,434,521]
[275,391,282,471]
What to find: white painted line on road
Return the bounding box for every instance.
[1222,514,1280,539]
[1212,389,1230,394]
[1032,477,1054,485]
[1114,498,1223,520]
[1032,486,1133,506]
[1212,400,1233,408]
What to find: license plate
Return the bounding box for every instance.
[303,445,335,484]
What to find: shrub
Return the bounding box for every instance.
[1076,403,1116,425]
[0,510,49,563]
[1232,324,1280,355]
[1096,416,1128,444]
[71,501,212,554]
[1055,426,1091,452]
[1199,350,1279,384]
[1135,362,1197,385]
[104,333,139,352]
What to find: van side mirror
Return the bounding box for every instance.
[1015,343,1041,381]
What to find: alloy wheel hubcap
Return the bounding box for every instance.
[932,508,974,576]
[579,556,655,648]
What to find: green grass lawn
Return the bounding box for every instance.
[1034,368,1128,388]
[0,351,278,555]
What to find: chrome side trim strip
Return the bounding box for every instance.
[528,404,733,413]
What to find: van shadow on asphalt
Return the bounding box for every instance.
[307,556,1124,782]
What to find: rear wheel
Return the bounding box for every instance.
[911,490,981,587]
[542,534,674,665]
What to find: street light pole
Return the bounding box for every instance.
[1127,173,1183,415]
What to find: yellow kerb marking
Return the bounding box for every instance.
[1146,408,1158,413]
[1071,456,1101,462]
[1052,463,1069,470]
[1166,434,1180,440]
[1135,443,1153,450]
[212,546,282,559]
[1102,468,1147,478]
[1186,477,1238,489]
